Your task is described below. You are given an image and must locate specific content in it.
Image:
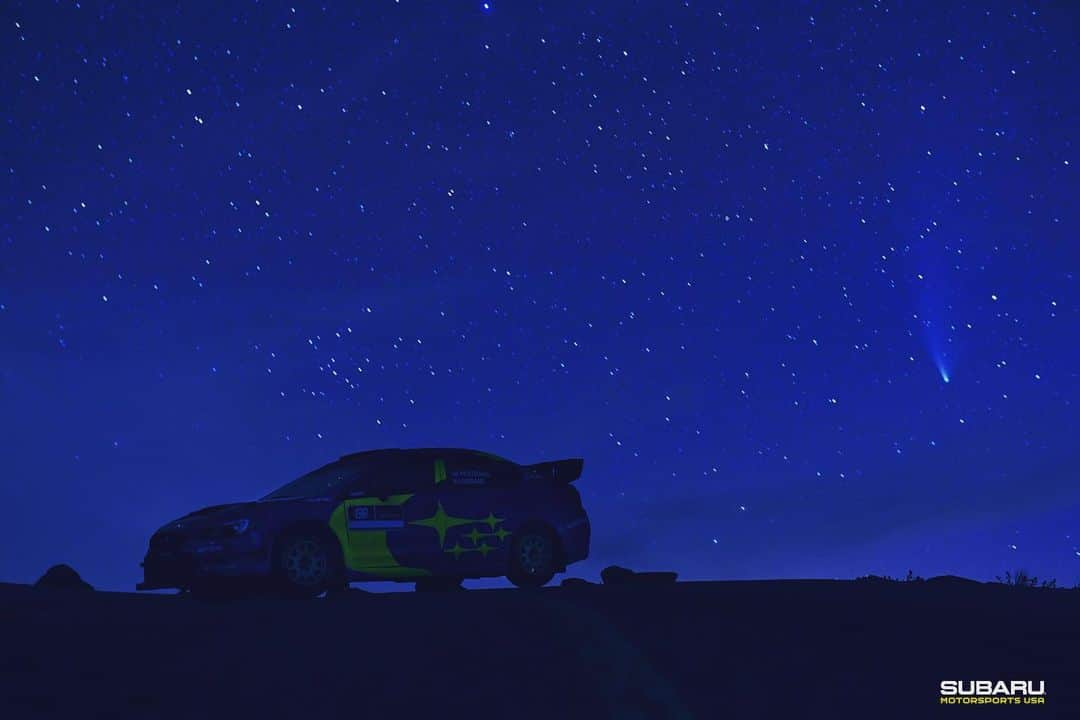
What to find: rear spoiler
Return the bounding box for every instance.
[521,458,584,484]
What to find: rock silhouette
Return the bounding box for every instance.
[33,564,93,591]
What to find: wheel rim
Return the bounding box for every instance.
[518,534,552,575]
[283,538,328,587]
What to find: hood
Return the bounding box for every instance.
[160,502,256,534]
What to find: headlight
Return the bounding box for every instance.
[223,518,250,535]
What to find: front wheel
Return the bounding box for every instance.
[275,533,341,597]
[507,526,558,588]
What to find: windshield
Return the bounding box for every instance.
[261,460,361,500]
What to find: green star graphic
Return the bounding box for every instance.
[446,542,465,559]
[466,527,484,545]
[482,512,504,530]
[410,502,476,547]
[477,542,492,557]
[494,527,511,542]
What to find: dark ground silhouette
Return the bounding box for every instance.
[2,575,1077,719]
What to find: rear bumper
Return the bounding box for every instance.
[558,515,591,566]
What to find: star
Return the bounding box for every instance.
[481,512,504,530]
[410,502,476,547]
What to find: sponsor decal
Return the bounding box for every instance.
[450,469,492,486]
[348,504,405,529]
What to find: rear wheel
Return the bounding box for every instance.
[275,533,341,597]
[507,526,558,588]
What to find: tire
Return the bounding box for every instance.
[274,532,342,597]
[507,525,559,588]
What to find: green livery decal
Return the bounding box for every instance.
[409,501,482,547]
[410,503,511,559]
[411,503,511,560]
[326,465,515,576]
[329,500,513,575]
[328,494,430,576]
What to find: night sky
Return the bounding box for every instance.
[2,1,1077,592]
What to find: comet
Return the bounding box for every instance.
[935,356,950,384]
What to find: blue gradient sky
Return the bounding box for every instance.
[1,1,1077,590]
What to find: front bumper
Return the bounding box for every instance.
[137,552,197,590]
[136,534,271,590]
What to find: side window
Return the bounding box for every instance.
[342,463,378,496]
[379,455,433,494]
[346,455,432,496]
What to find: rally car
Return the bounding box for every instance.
[137,448,590,595]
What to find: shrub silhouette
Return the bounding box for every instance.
[994,569,1057,589]
[855,569,924,583]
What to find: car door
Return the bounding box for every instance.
[341,454,435,576]
[410,454,518,577]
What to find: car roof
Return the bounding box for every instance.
[338,448,515,464]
